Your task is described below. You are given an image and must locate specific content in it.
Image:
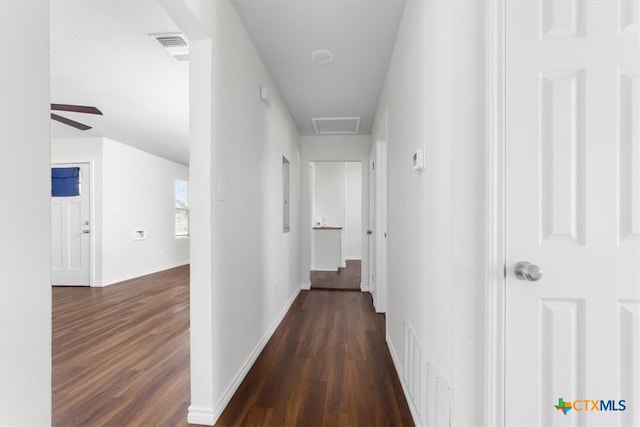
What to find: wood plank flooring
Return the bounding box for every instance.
[216,290,414,426]
[311,260,361,290]
[53,265,413,427]
[52,265,194,427]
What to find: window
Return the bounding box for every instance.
[51,167,81,197]
[282,156,290,233]
[175,179,189,236]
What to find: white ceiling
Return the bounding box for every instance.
[50,0,406,166]
[50,0,190,165]
[231,0,406,135]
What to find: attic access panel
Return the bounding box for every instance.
[311,117,361,135]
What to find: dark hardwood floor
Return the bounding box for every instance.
[216,290,414,426]
[53,264,413,427]
[311,259,361,290]
[52,265,195,427]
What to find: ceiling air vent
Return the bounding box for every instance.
[150,33,189,62]
[311,117,361,135]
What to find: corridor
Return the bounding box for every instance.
[218,290,412,426]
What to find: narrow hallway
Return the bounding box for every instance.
[217,290,413,426]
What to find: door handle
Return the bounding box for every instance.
[514,261,543,282]
[82,229,90,234]
[366,230,372,235]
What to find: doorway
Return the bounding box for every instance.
[51,162,91,286]
[309,161,362,290]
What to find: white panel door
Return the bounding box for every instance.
[51,163,91,286]
[369,144,377,299]
[371,110,388,313]
[506,1,639,426]
[374,139,388,314]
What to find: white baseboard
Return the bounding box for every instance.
[210,286,302,424]
[346,256,362,261]
[301,282,311,290]
[96,260,189,287]
[387,333,421,427]
[187,405,215,425]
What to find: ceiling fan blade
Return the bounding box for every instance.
[51,103,103,115]
[51,113,92,131]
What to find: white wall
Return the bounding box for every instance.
[102,138,189,285]
[372,1,485,424]
[345,162,362,260]
[162,1,302,424]
[300,135,371,289]
[0,1,51,425]
[450,2,486,425]
[52,137,190,286]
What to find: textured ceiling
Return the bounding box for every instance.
[50,0,189,165]
[231,0,406,135]
[50,0,406,166]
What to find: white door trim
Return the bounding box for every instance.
[485,1,506,425]
[52,160,95,287]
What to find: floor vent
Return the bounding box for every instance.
[403,320,451,427]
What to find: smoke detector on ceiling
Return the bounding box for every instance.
[150,33,189,62]
[311,49,334,65]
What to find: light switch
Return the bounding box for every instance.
[217,177,227,201]
[413,147,425,173]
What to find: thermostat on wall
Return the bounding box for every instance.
[133,229,146,240]
[412,147,425,173]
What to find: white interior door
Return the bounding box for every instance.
[374,139,388,314]
[369,145,377,299]
[370,110,388,313]
[505,1,640,425]
[51,162,91,286]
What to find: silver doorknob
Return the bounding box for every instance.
[514,261,543,281]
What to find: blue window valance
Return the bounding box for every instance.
[52,167,80,197]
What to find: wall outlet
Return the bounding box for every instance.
[134,229,146,240]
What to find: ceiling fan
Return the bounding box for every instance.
[51,103,102,131]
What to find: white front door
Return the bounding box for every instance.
[51,163,91,286]
[505,1,639,425]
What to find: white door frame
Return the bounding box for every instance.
[51,160,95,287]
[485,1,506,426]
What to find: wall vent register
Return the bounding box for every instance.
[150,33,189,62]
